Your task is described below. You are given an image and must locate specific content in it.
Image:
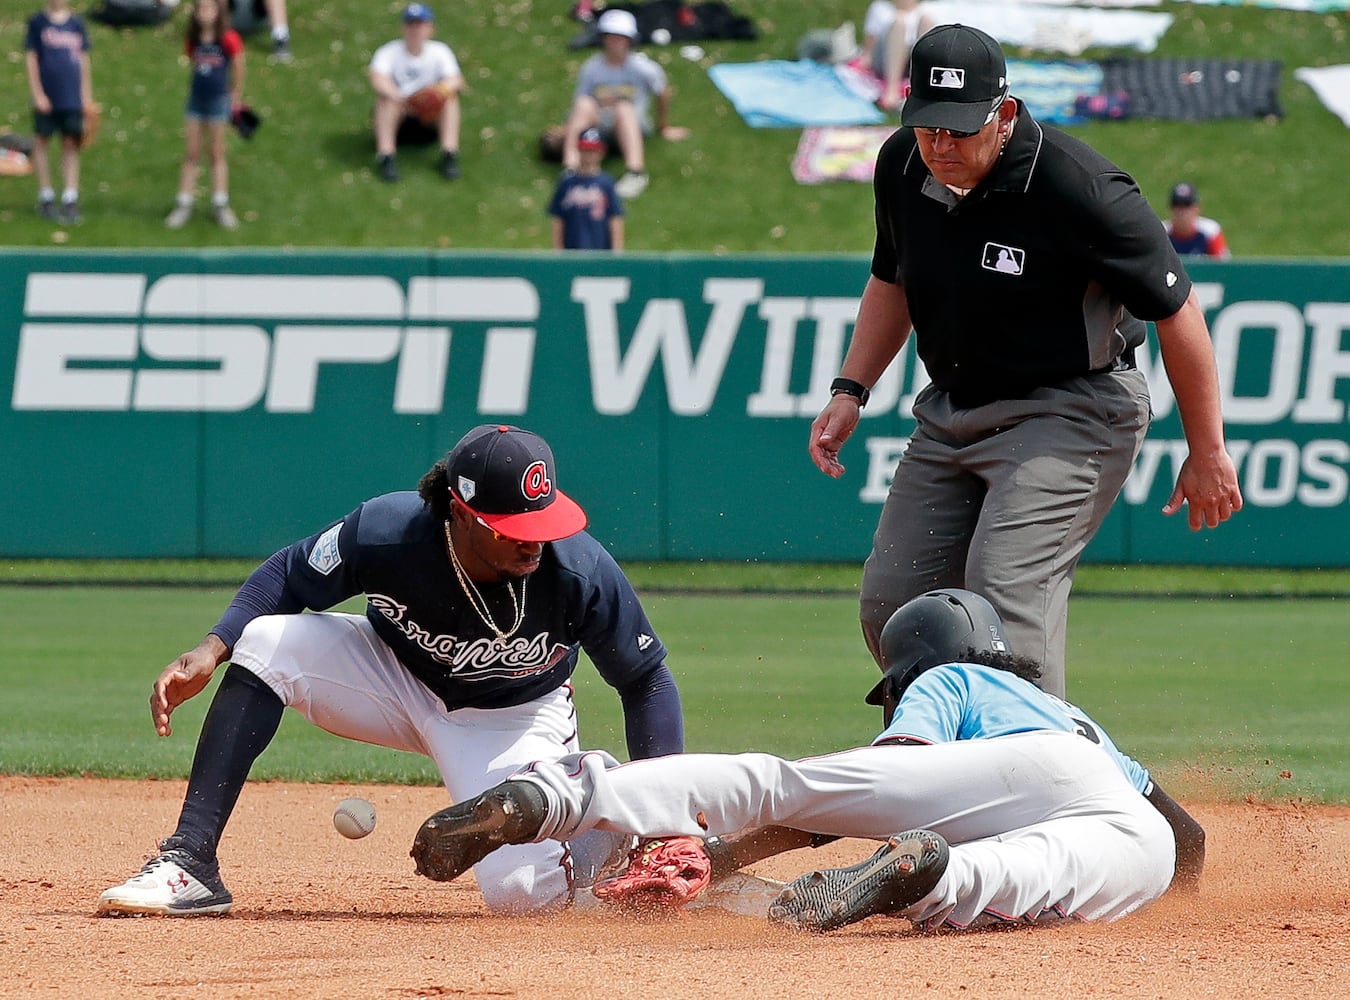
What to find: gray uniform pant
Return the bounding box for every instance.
[860,368,1150,697]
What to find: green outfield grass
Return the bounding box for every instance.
[1,2,1348,254]
[1,583,1343,802]
[6,558,1350,595]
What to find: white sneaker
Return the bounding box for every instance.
[164,203,192,229]
[97,848,233,917]
[615,171,649,199]
[213,205,239,230]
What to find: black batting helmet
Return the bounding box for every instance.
[864,589,1009,709]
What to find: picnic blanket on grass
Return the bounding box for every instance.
[791,126,897,183]
[921,0,1173,55]
[708,60,884,127]
[1294,65,1350,128]
[1007,59,1104,125]
[1099,58,1284,119]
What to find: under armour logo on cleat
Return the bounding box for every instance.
[166,873,190,894]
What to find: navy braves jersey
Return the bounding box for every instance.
[549,171,624,250]
[26,12,91,112]
[871,103,1192,407]
[872,662,1151,794]
[212,492,669,714]
[186,31,243,105]
[1164,216,1230,259]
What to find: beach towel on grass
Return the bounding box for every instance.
[1017,0,1345,7]
[1099,58,1284,119]
[1175,0,1346,10]
[791,126,898,183]
[921,0,1173,55]
[1007,59,1104,125]
[1294,65,1350,128]
[707,60,884,127]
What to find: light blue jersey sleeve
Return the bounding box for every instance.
[872,663,1152,793]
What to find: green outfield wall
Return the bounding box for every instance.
[3,250,1348,565]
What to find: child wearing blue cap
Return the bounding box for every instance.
[368,3,465,181]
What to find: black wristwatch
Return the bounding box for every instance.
[829,376,870,408]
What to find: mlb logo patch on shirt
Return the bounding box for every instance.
[308,523,343,576]
[982,242,1025,275]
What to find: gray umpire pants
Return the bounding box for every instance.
[860,368,1150,698]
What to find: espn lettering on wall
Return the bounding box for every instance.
[2,252,1347,565]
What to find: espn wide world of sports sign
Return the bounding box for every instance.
[1,251,1347,566]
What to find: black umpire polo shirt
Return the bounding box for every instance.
[871,101,1192,408]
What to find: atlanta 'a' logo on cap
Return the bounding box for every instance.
[931,67,966,89]
[521,461,552,501]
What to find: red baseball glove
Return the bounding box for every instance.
[405,81,454,127]
[592,837,713,909]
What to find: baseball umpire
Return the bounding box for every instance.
[408,589,1205,932]
[808,24,1243,698]
[98,424,683,916]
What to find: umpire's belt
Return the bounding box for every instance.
[1090,348,1137,375]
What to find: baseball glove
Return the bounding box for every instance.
[231,104,262,140]
[82,104,101,148]
[406,81,455,127]
[592,837,713,910]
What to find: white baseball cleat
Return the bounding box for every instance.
[98,846,233,917]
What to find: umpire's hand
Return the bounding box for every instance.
[1163,448,1243,530]
[151,635,230,737]
[809,395,863,478]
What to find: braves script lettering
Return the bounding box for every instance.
[368,594,568,681]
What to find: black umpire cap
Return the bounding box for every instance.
[900,24,1009,134]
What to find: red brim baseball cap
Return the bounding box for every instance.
[446,424,588,543]
[466,491,587,543]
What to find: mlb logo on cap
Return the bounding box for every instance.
[930,67,966,90]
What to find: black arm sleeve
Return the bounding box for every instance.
[617,662,684,759]
[1146,781,1205,891]
[209,549,305,651]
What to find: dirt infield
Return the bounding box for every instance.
[3,777,1347,999]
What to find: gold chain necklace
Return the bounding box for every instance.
[444,520,528,645]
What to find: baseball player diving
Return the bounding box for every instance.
[98,424,683,917]
[411,589,1205,932]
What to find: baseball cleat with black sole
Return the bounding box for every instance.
[768,829,948,933]
[410,779,549,882]
[97,846,233,917]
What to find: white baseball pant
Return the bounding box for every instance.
[520,731,1176,927]
[232,611,591,912]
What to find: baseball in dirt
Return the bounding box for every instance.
[333,797,377,839]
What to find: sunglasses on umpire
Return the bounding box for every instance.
[913,125,983,140]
